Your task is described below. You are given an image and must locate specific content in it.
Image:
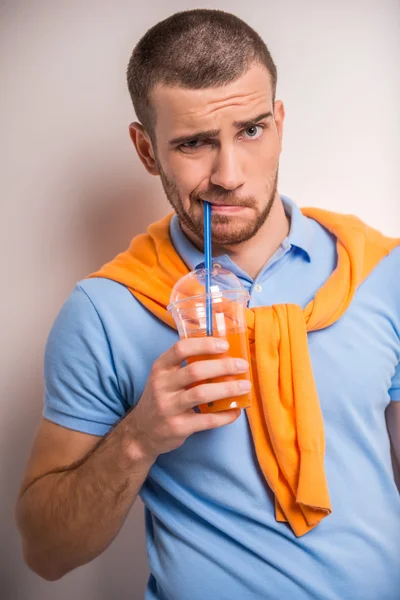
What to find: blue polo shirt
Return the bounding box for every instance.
[44,196,400,600]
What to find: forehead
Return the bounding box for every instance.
[151,63,273,137]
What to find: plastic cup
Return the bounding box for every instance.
[167,265,252,413]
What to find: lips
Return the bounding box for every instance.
[207,204,246,213]
[201,200,246,208]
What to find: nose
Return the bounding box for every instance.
[209,146,245,191]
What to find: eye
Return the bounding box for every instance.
[241,125,264,140]
[179,139,208,153]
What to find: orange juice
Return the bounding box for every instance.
[186,329,252,413]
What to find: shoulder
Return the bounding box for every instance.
[49,277,179,394]
[48,276,171,363]
[66,276,158,336]
[382,243,400,266]
[46,278,141,350]
[43,281,130,434]
[368,244,400,292]
[45,278,154,374]
[358,245,400,333]
[44,280,130,372]
[77,276,141,316]
[44,277,179,425]
[47,276,179,366]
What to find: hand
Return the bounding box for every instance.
[127,337,251,460]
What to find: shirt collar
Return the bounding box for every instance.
[281,194,314,262]
[169,194,315,272]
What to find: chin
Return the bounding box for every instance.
[212,228,254,246]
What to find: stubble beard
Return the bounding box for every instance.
[156,158,279,246]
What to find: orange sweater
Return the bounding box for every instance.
[88,207,399,536]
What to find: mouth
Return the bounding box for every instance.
[201,200,248,214]
[211,205,246,213]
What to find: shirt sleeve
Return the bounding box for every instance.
[389,360,400,401]
[43,283,127,435]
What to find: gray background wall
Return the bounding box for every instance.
[1,1,399,599]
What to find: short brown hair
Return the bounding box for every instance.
[126,9,277,143]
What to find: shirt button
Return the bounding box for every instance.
[254,284,262,293]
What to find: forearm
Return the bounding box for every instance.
[386,403,400,492]
[390,445,400,492]
[16,416,154,580]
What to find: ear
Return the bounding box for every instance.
[273,100,285,150]
[129,122,159,176]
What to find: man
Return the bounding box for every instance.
[16,9,400,600]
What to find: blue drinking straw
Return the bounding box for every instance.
[203,201,213,336]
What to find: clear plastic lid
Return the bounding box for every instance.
[168,264,249,309]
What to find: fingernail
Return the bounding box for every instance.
[235,359,249,371]
[239,380,252,391]
[215,339,229,351]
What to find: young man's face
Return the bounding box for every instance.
[147,62,284,246]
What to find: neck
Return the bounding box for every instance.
[182,193,290,280]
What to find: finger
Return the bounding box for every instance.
[160,336,229,369]
[171,356,249,391]
[178,378,252,412]
[189,408,242,433]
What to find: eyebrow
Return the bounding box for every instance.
[168,111,273,146]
